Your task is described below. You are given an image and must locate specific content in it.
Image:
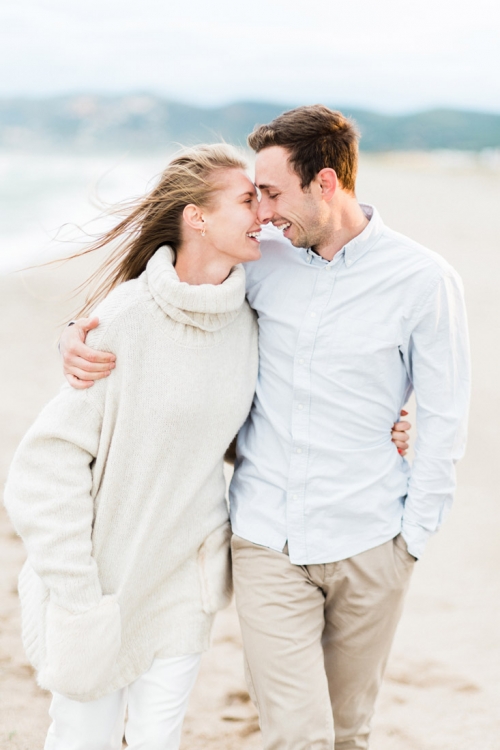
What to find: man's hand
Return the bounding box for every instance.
[391,410,411,456]
[60,317,116,390]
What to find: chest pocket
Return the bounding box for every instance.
[328,316,400,390]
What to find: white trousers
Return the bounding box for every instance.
[44,654,201,750]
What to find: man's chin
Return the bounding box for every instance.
[288,235,309,249]
[279,225,309,249]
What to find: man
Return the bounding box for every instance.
[60,106,470,749]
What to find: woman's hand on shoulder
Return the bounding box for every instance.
[391,409,411,456]
[60,317,116,390]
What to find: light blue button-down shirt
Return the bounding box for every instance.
[229,205,470,563]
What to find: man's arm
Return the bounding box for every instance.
[62,318,413,452]
[60,317,115,389]
[402,271,471,559]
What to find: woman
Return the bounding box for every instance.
[4,144,261,749]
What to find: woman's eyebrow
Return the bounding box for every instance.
[238,190,257,198]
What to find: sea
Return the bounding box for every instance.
[0,150,174,274]
[1,147,499,275]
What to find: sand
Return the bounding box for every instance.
[1,152,499,749]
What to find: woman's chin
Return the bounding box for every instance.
[233,241,261,264]
[244,245,262,263]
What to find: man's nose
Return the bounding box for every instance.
[257,198,274,224]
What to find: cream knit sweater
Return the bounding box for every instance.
[4,247,258,702]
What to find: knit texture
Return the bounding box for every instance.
[4,247,258,701]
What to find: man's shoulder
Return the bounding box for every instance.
[379,224,461,283]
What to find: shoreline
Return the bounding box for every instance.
[2,149,500,276]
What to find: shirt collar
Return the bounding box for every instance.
[343,204,383,267]
[300,204,384,268]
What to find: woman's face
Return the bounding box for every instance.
[202,168,262,264]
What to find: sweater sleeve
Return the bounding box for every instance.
[4,387,104,613]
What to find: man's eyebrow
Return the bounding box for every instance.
[255,183,277,191]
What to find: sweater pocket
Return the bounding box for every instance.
[18,560,49,671]
[197,521,233,615]
[38,595,121,700]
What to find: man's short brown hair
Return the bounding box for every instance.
[248,105,360,193]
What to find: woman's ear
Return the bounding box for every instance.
[183,204,205,232]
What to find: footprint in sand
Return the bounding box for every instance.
[386,659,481,693]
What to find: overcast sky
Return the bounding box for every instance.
[2,0,499,113]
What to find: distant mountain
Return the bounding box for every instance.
[1,95,499,152]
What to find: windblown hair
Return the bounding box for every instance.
[72,144,246,317]
[247,105,360,193]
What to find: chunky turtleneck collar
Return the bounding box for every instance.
[143,246,247,345]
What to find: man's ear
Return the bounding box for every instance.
[183,204,205,232]
[317,168,338,201]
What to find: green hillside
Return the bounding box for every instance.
[1,96,499,152]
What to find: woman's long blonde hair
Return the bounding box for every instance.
[73,144,247,317]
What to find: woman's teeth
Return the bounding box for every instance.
[247,231,261,241]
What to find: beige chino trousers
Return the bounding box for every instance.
[231,533,415,750]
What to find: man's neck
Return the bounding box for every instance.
[313,199,369,262]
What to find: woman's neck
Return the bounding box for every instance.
[174,241,234,286]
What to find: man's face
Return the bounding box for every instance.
[254,146,327,249]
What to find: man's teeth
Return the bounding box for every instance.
[277,223,291,231]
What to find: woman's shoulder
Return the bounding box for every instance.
[230,299,258,342]
[239,299,258,327]
[86,277,148,350]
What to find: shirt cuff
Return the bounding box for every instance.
[401,520,432,560]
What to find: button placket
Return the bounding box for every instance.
[286,265,337,559]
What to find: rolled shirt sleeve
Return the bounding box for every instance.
[402,270,471,559]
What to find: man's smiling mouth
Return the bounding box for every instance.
[274,222,291,232]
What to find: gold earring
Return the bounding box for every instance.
[201,221,206,237]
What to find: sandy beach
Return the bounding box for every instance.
[1,152,499,749]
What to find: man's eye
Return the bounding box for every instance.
[269,194,278,200]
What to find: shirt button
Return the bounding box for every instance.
[292,494,298,500]
[298,358,304,365]
[296,448,302,454]
[298,404,303,410]
[310,312,316,318]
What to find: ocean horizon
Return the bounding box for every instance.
[1,148,499,275]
